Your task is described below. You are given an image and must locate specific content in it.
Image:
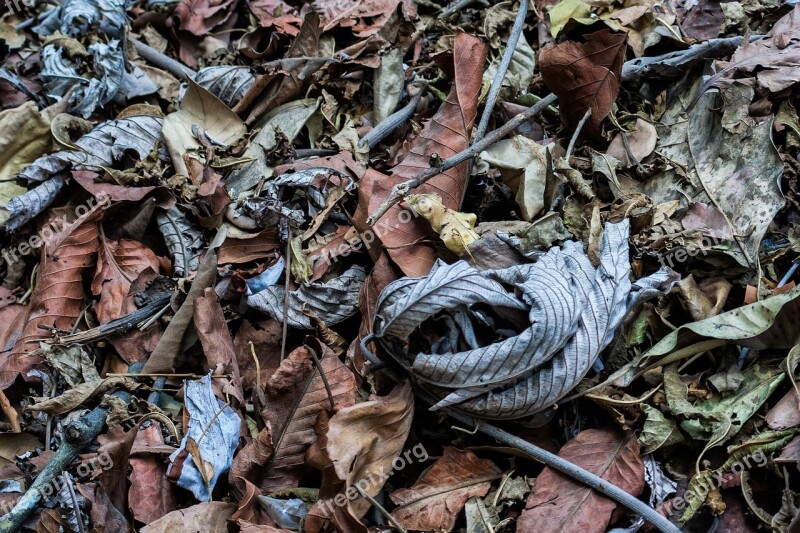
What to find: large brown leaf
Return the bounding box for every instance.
[1,216,98,389]
[260,341,356,492]
[355,32,487,277]
[321,381,414,522]
[539,29,627,138]
[518,428,645,533]
[389,447,502,531]
[91,237,162,362]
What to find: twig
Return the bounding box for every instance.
[359,84,427,149]
[474,0,529,143]
[281,236,291,362]
[0,365,143,533]
[129,37,196,81]
[441,0,477,18]
[62,472,85,533]
[354,485,409,533]
[565,108,592,161]
[620,35,762,85]
[366,92,558,225]
[443,409,682,533]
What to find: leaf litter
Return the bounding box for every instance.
[3,1,800,532]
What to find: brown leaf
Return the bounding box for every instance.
[355,33,487,277]
[539,30,627,138]
[194,287,245,405]
[1,217,98,389]
[325,381,414,520]
[249,0,303,36]
[518,428,645,533]
[231,319,283,392]
[76,482,133,533]
[389,447,502,531]
[173,0,238,36]
[260,342,357,492]
[129,424,177,524]
[229,425,273,500]
[140,502,235,533]
[219,229,280,265]
[679,0,723,40]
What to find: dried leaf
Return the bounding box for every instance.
[140,502,235,533]
[155,207,203,276]
[389,447,502,531]
[518,429,645,533]
[539,29,627,138]
[405,193,480,254]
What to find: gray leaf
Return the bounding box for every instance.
[372,220,677,420]
[195,66,256,108]
[248,265,366,329]
[19,114,165,183]
[374,260,528,342]
[156,207,204,276]
[34,0,129,38]
[2,173,66,232]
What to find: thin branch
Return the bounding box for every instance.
[565,108,592,161]
[354,485,408,533]
[441,0,478,18]
[129,37,197,81]
[359,83,427,149]
[443,409,683,533]
[366,92,558,225]
[474,0,529,143]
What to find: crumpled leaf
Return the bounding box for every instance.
[547,0,593,38]
[167,374,241,501]
[248,265,366,329]
[540,29,627,138]
[0,101,62,183]
[129,424,177,524]
[518,428,645,533]
[479,136,550,221]
[371,219,676,419]
[405,193,480,254]
[195,66,256,108]
[33,0,128,38]
[155,207,203,276]
[606,118,657,168]
[39,343,100,387]
[18,114,165,183]
[26,377,139,415]
[248,0,304,35]
[639,404,684,455]
[161,80,246,177]
[389,447,502,531]
[324,381,414,521]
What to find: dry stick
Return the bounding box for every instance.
[441,0,478,18]
[565,108,592,161]
[366,92,558,225]
[129,37,196,81]
[0,363,144,533]
[473,0,529,143]
[442,408,683,533]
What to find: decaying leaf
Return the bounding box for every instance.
[390,447,502,531]
[371,220,676,419]
[405,193,480,254]
[518,429,645,533]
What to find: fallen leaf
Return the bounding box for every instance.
[518,429,645,533]
[390,447,502,531]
